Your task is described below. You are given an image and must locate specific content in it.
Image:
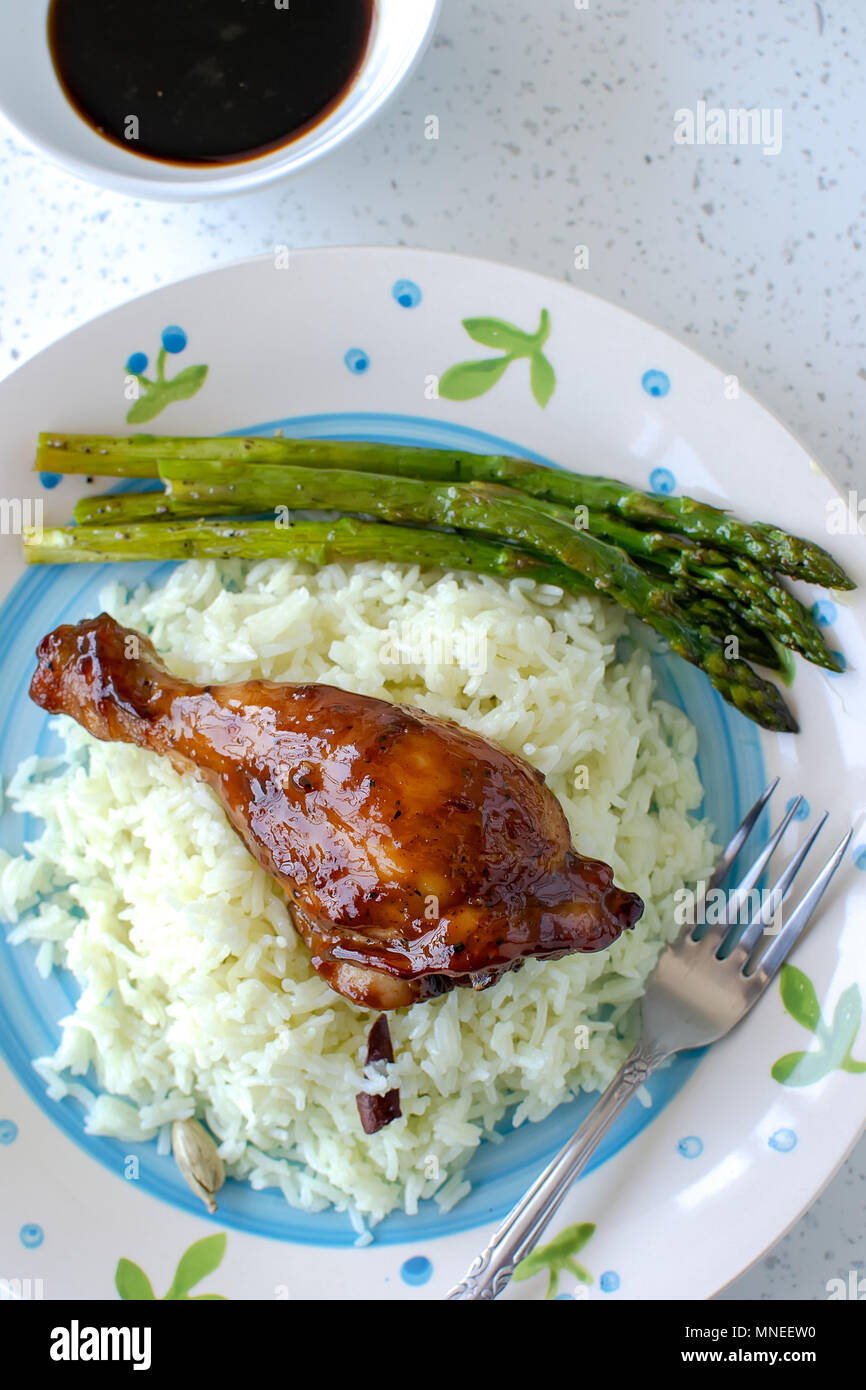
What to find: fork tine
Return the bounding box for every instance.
[726,813,828,961]
[707,777,779,892]
[723,795,804,920]
[699,794,802,943]
[747,829,853,982]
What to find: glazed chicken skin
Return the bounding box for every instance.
[30,614,643,1011]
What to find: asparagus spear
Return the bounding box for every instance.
[73,469,836,671]
[687,555,840,670]
[74,491,201,524]
[70,488,785,674]
[469,483,840,671]
[39,431,852,589]
[95,458,829,672]
[23,515,590,580]
[70,489,782,670]
[23,511,794,728]
[677,594,782,671]
[150,458,795,730]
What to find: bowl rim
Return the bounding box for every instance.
[0,0,442,201]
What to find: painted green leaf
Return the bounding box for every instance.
[512,1221,596,1299]
[159,363,209,399]
[125,365,209,424]
[189,1293,229,1300]
[164,1233,227,1300]
[771,1049,831,1086]
[115,1258,156,1301]
[438,355,514,401]
[774,969,866,1088]
[779,964,821,1034]
[439,307,554,408]
[547,1257,593,1297]
[511,1251,547,1281]
[826,985,863,1065]
[126,391,171,425]
[530,352,556,408]
[537,1220,595,1264]
[461,317,536,352]
[771,1050,808,1084]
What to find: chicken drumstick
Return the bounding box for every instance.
[30,614,643,1010]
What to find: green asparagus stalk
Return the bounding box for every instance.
[417,487,842,670]
[149,458,796,730]
[70,490,785,673]
[676,594,783,671]
[468,483,840,671]
[23,511,793,727]
[39,440,158,479]
[39,438,848,726]
[22,515,591,582]
[72,467,835,672]
[97,457,829,673]
[687,555,839,671]
[74,491,201,524]
[39,432,853,589]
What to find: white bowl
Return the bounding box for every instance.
[0,0,440,201]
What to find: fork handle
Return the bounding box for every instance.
[445,1040,667,1300]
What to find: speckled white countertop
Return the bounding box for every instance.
[0,0,863,1302]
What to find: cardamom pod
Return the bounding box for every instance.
[171,1118,225,1214]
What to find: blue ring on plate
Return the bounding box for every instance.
[0,413,767,1247]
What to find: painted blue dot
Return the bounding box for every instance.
[554,1292,573,1300]
[677,1136,703,1159]
[811,599,836,627]
[642,369,670,398]
[769,1128,797,1153]
[392,279,422,308]
[126,352,148,375]
[38,472,62,490]
[344,348,370,375]
[853,846,866,871]
[20,1224,43,1249]
[786,796,809,821]
[0,1120,17,1144]
[161,326,187,354]
[828,651,846,674]
[599,1270,620,1293]
[650,467,676,495]
[400,1256,432,1286]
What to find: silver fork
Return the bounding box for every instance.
[446,779,852,1301]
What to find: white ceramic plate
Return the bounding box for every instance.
[0,248,864,1303]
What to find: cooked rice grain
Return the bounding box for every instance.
[0,558,716,1229]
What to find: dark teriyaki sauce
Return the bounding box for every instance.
[48,0,374,165]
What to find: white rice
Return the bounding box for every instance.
[0,558,716,1230]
